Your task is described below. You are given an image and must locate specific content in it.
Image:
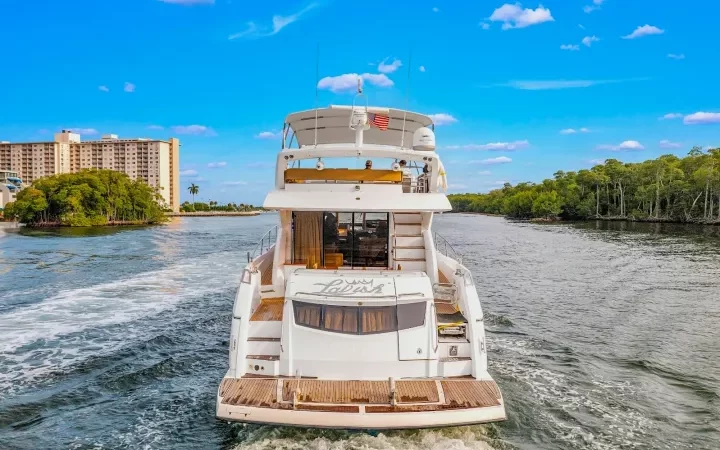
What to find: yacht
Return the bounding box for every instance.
[216,99,506,429]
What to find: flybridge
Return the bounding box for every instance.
[282,106,435,149]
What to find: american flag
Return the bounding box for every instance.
[368,113,390,131]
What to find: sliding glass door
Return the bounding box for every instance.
[293,211,389,268]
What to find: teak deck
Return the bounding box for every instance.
[219,377,501,413]
[250,299,284,322]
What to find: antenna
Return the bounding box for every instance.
[400,51,412,148]
[313,43,320,147]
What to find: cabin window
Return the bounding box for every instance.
[361,306,397,334]
[292,301,426,334]
[294,301,322,328]
[323,305,359,333]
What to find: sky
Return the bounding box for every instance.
[1,0,719,204]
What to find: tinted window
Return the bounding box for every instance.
[397,302,427,330]
[361,306,396,334]
[294,302,322,328]
[293,301,426,334]
[323,305,359,333]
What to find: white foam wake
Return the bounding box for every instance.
[0,250,244,392]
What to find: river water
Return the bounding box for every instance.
[1,214,718,449]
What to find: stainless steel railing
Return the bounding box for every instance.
[432,231,463,265]
[247,225,279,263]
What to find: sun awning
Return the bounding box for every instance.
[285,106,433,148]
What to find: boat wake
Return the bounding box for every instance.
[228,424,502,450]
[0,250,245,395]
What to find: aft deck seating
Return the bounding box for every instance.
[285,168,403,184]
[219,377,502,412]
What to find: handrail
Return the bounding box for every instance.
[247,225,279,263]
[432,231,463,264]
[431,303,439,353]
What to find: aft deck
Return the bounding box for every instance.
[219,377,502,413]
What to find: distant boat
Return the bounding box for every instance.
[216,101,505,429]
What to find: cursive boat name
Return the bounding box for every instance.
[311,279,386,296]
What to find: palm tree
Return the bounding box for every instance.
[188,183,199,204]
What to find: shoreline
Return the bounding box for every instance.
[450,211,720,226]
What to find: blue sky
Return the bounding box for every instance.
[1,0,719,204]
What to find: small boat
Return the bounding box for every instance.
[216,98,506,429]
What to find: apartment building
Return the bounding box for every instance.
[0,132,180,212]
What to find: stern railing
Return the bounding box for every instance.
[247,225,279,264]
[432,231,463,265]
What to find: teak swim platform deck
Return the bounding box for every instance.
[217,377,504,428]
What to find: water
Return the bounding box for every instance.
[1,214,718,449]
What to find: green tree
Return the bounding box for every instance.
[188,183,199,204]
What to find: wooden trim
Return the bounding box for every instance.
[285,168,402,183]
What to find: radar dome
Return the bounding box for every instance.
[412,127,436,151]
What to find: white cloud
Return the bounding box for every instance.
[171,125,217,136]
[432,7,439,12]
[494,78,646,90]
[256,131,281,139]
[378,58,402,74]
[683,112,720,125]
[428,113,458,126]
[124,82,135,93]
[447,141,529,151]
[588,158,606,165]
[317,73,393,93]
[229,3,318,39]
[667,53,685,60]
[660,113,683,120]
[560,44,580,51]
[159,0,214,4]
[659,140,682,149]
[578,24,585,29]
[147,125,164,130]
[583,0,604,13]
[480,22,491,30]
[478,170,492,175]
[596,140,645,151]
[98,85,109,92]
[207,161,227,168]
[489,3,554,30]
[180,169,199,176]
[622,24,664,40]
[472,156,513,165]
[582,35,599,47]
[67,128,99,135]
[560,128,590,134]
[223,181,249,186]
[419,65,426,72]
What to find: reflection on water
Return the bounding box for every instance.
[0,214,718,450]
[16,224,155,238]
